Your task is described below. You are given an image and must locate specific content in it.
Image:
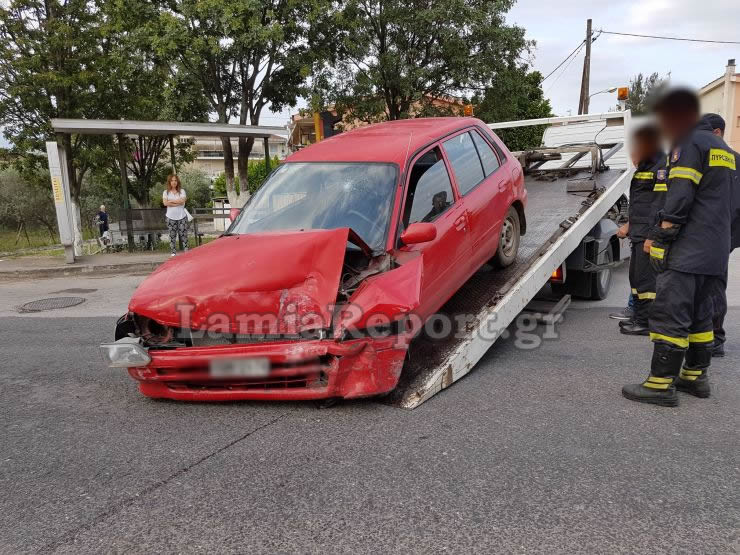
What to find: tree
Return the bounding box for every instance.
[321,0,530,122]
[0,0,114,252]
[474,67,552,151]
[624,72,665,116]
[150,0,333,207]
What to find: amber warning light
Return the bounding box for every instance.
[550,265,565,284]
[617,87,629,101]
[463,105,474,117]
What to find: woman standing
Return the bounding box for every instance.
[162,174,189,256]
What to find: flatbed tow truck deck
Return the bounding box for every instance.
[389,112,633,408]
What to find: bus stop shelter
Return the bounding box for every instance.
[47,119,287,263]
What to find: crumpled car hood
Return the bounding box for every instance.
[129,228,354,334]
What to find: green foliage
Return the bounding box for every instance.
[212,157,280,197]
[316,0,530,122]
[625,73,665,116]
[180,168,212,210]
[474,68,553,151]
[0,168,58,240]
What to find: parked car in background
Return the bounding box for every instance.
[102,117,527,401]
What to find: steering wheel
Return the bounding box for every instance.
[347,210,382,238]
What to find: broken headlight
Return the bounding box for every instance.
[100,337,152,368]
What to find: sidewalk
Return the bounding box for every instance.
[0,251,171,279]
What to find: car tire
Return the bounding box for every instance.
[492,206,521,268]
[589,245,613,300]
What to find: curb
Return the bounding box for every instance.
[0,261,164,280]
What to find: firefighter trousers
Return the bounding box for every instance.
[629,241,655,325]
[712,268,729,347]
[648,270,721,378]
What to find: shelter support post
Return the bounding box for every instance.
[117,133,135,252]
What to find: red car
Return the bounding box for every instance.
[101,118,527,401]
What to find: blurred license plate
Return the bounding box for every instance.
[209,357,270,378]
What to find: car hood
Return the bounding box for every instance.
[129,228,359,334]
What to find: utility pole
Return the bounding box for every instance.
[578,18,592,115]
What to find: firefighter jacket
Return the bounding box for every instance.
[657,120,735,275]
[628,151,667,242]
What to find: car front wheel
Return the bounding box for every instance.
[492,206,521,268]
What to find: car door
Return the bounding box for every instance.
[396,145,472,317]
[442,128,508,268]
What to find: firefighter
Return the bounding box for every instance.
[701,113,740,357]
[618,120,667,336]
[622,87,735,406]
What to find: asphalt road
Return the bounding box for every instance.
[1,262,739,553]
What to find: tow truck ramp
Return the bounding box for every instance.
[389,112,633,409]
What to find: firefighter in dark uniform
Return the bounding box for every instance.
[702,113,740,357]
[618,121,667,336]
[622,88,735,406]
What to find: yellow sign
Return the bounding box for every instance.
[51,176,64,205]
[709,148,736,170]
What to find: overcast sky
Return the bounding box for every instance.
[2,0,739,147]
[509,0,740,116]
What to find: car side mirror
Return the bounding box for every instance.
[400,222,437,245]
[229,207,241,221]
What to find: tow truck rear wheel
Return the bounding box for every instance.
[492,206,521,268]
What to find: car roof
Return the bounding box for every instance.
[286,117,487,170]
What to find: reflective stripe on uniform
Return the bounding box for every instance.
[688,331,714,343]
[643,381,670,390]
[634,171,655,180]
[668,166,703,185]
[653,183,668,192]
[631,288,638,294]
[708,148,736,170]
[650,333,689,348]
[679,368,703,381]
[646,376,673,384]
[650,246,665,259]
[636,291,656,300]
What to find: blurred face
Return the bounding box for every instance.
[630,134,659,165]
[712,128,724,138]
[656,109,698,144]
[100,205,105,212]
[168,176,178,189]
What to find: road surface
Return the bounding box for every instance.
[1,258,738,553]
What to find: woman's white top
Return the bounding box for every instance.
[163,189,187,220]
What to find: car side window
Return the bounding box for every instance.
[442,131,485,196]
[471,130,501,176]
[403,147,455,228]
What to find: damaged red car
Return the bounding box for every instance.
[101,118,527,401]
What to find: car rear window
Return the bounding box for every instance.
[471,130,501,176]
[443,132,485,195]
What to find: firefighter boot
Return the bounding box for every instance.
[675,342,711,398]
[621,342,684,407]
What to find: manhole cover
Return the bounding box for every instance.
[18,297,86,313]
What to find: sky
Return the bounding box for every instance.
[2,0,739,146]
[507,0,740,116]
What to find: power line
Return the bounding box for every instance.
[600,30,740,45]
[545,41,586,94]
[542,39,586,82]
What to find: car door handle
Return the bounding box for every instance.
[497,180,507,192]
[454,214,467,231]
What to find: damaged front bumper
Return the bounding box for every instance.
[120,335,408,402]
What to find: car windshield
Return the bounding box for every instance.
[229,162,398,251]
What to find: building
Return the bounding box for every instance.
[699,59,739,151]
[184,134,290,178]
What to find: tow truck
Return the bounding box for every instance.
[388,110,633,408]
